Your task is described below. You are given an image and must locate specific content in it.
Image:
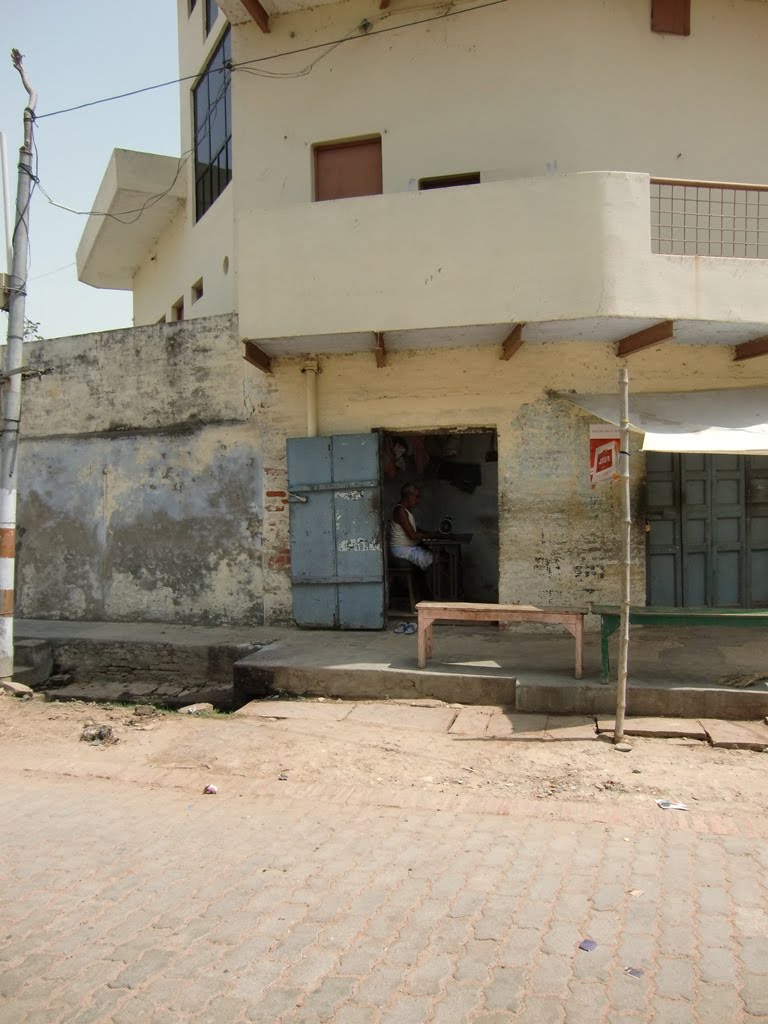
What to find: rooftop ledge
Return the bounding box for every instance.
[76,149,187,290]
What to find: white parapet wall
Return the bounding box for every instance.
[237,171,768,343]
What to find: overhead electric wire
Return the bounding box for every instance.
[26,0,507,231]
[32,73,232,224]
[35,0,508,119]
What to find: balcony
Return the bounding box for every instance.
[77,149,187,290]
[237,171,768,359]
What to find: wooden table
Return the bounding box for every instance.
[592,604,768,681]
[416,601,586,678]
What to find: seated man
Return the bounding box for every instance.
[390,483,437,572]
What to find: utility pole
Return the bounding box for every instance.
[0,51,37,681]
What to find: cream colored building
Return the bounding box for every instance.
[25,0,768,627]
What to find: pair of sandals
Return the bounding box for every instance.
[394,621,417,635]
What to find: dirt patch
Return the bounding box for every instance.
[1,694,766,819]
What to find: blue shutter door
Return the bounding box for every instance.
[646,453,768,608]
[287,433,384,629]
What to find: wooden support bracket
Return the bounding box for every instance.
[241,0,270,32]
[500,323,525,360]
[734,334,768,362]
[243,340,272,374]
[374,332,386,368]
[616,320,674,357]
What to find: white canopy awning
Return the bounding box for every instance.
[559,387,768,455]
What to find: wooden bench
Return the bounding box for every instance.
[593,604,768,681]
[416,601,586,678]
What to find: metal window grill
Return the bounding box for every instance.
[650,178,768,259]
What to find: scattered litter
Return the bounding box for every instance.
[615,743,632,753]
[578,939,597,952]
[624,967,644,979]
[80,724,117,745]
[278,772,288,781]
[203,784,218,795]
[628,889,645,897]
[178,702,214,715]
[656,799,690,811]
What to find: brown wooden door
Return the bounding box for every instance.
[314,137,382,202]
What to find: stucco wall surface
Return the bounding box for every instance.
[132,187,236,330]
[230,0,768,206]
[138,0,768,328]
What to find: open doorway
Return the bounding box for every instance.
[380,429,499,609]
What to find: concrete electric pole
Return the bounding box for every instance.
[1,50,37,681]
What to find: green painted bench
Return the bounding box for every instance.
[592,605,768,681]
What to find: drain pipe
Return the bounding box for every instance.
[302,358,320,437]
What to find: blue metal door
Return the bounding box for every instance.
[287,433,384,629]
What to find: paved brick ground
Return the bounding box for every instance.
[2,773,768,1024]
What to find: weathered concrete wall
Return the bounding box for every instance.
[18,315,268,626]
[16,313,768,628]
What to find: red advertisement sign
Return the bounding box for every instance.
[590,425,620,487]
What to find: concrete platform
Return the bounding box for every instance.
[232,627,522,708]
[700,719,768,750]
[234,622,768,718]
[14,618,768,719]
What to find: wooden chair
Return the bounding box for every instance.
[388,559,418,614]
[385,522,417,614]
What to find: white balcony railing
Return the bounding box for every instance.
[651,177,768,259]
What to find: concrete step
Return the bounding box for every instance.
[13,639,53,686]
[516,680,768,720]
[233,647,518,709]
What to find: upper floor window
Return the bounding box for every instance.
[206,0,219,35]
[193,28,232,221]
[651,0,690,36]
[419,172,480,191]
[313,137,382,202]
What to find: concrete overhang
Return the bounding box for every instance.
[218,0,341,24]
[252,317,768,359]
[77,149,187,290]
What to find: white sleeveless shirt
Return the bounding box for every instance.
[391,504,417,548]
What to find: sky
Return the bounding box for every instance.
[1,1,180,340]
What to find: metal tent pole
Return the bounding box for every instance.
[614,367,631,743]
